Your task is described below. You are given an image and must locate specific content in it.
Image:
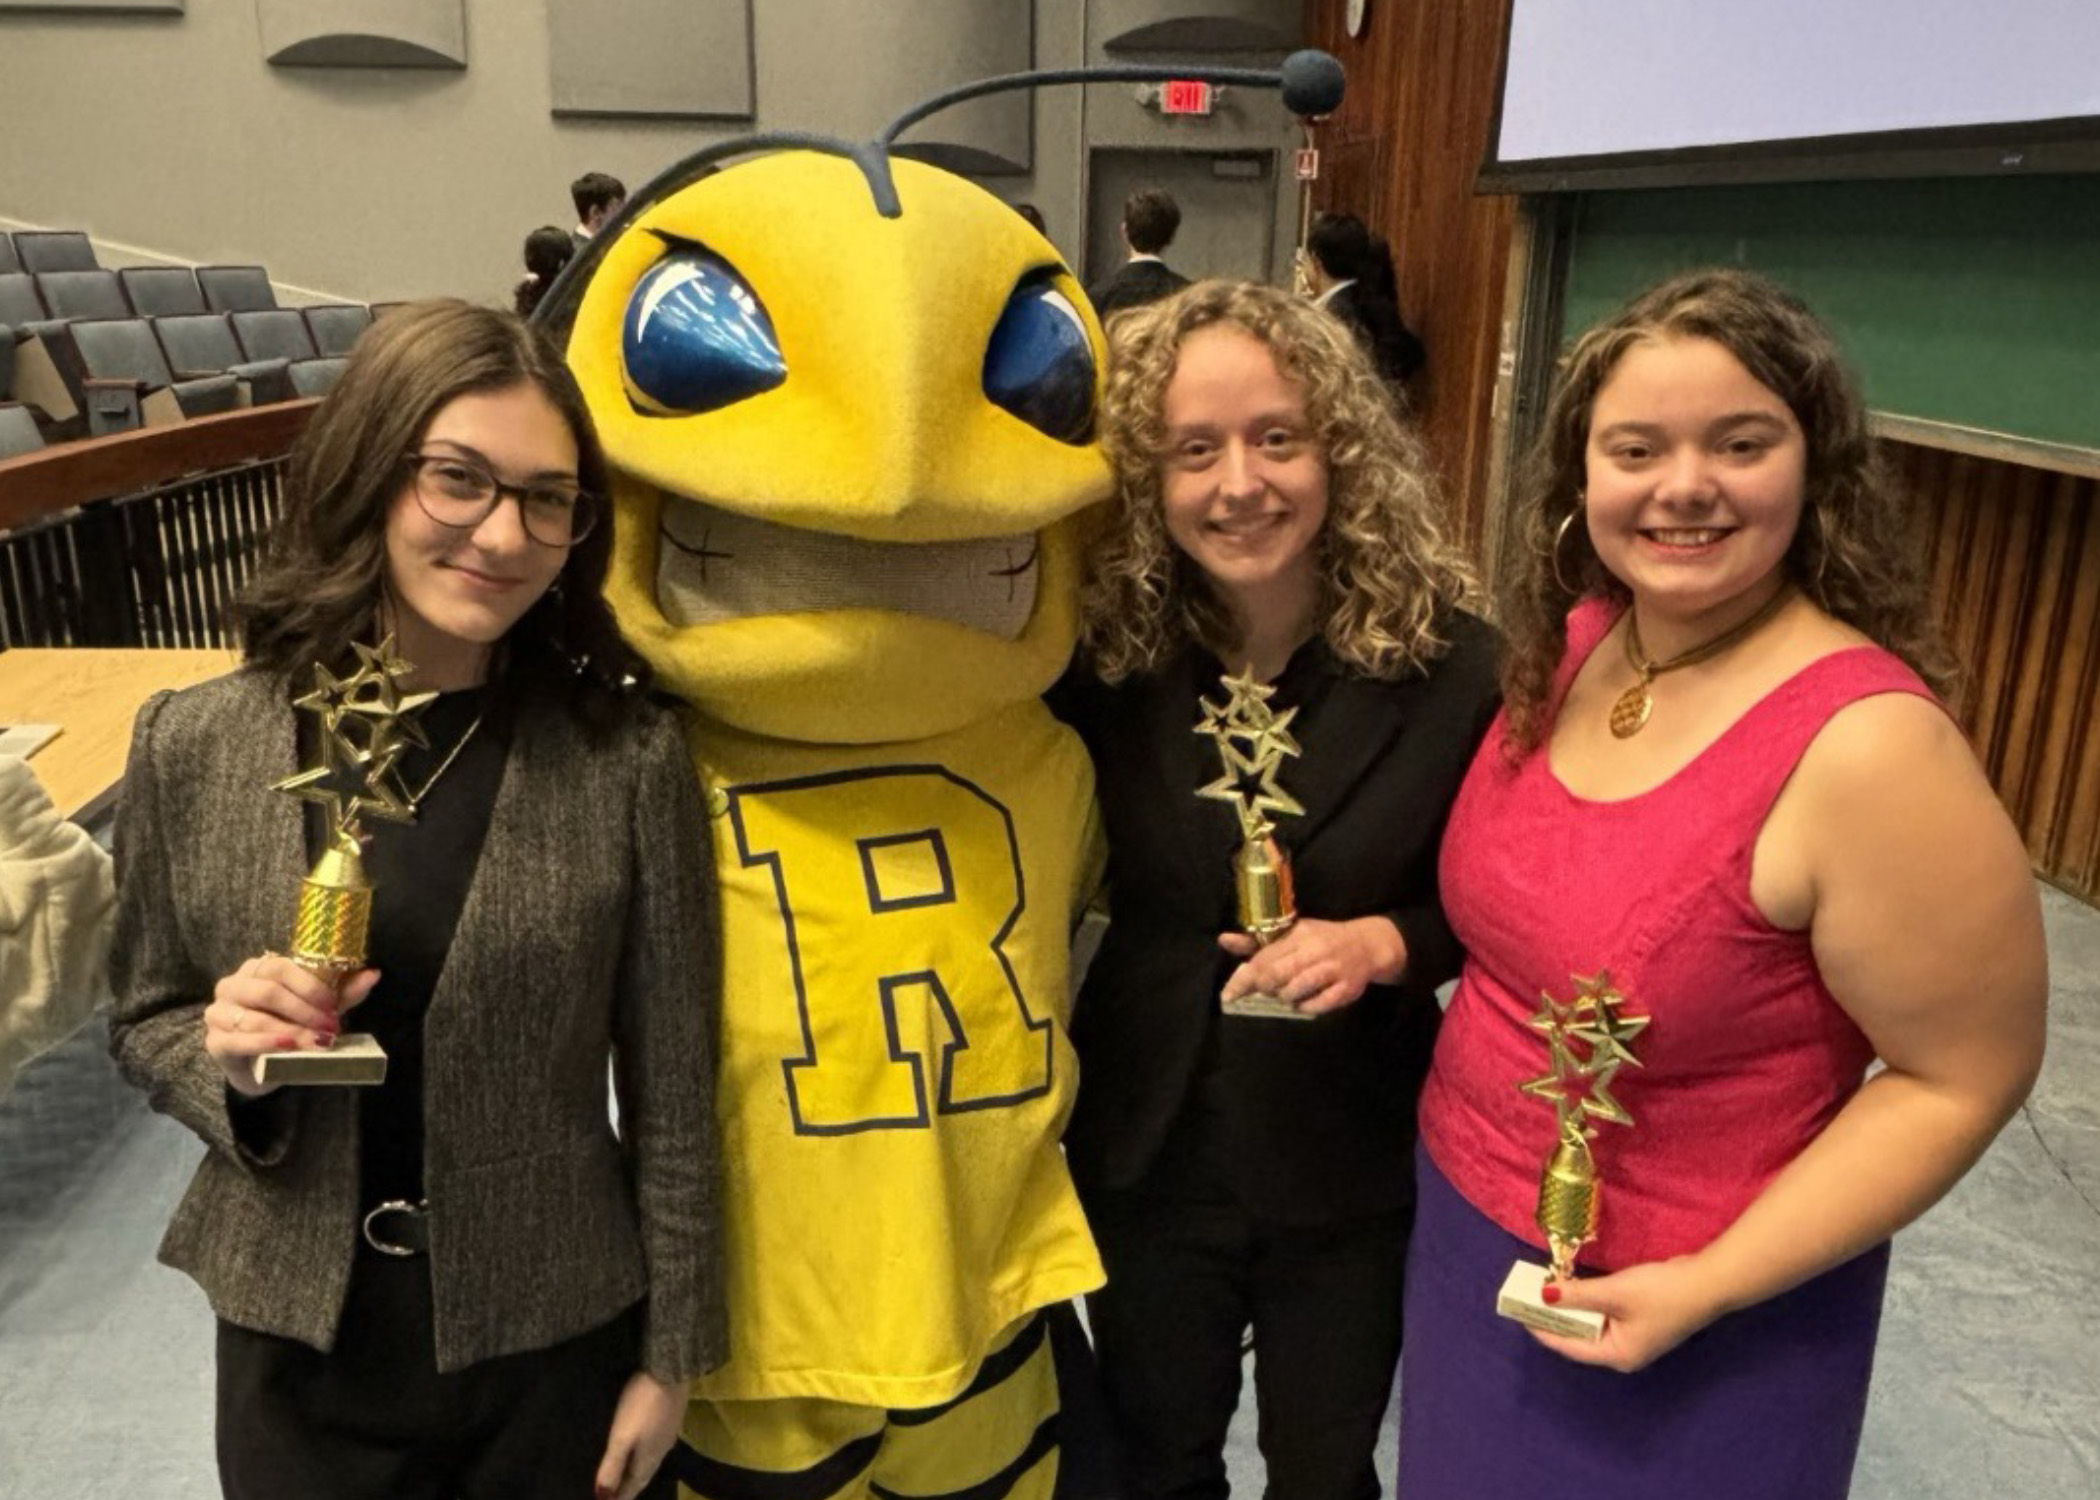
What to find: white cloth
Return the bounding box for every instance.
[1314,278,1356,308]
[0,755,114,1095]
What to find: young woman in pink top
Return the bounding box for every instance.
[1399,269,2046,1498]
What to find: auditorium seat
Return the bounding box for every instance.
[0,273,53,332]
[0,236,19,276]
[196,265,277,313]
[12,230,98,274]
[230,308,319,364]
[0,273,78,424]
[36,269,131,322]
[302,303,372,358]
[151,313,297,404]
[0,401,45,458]
[66,317,241,435]
[288,358,348,399]
[119,266,208,318]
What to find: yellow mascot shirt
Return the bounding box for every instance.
[692,700,1103,1409]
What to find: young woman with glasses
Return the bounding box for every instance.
[109,299,721,1500]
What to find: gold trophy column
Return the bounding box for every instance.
[1195,667,1314,1020]
[257,638,435,1086]
[1494,970,1650,1338]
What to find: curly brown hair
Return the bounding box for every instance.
[1081,279,1477,683]
[1499,267,1955,758]
[235,299,649,731]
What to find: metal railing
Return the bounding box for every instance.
[0,403,312,650]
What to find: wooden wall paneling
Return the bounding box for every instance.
[1895,441,2100,902]
[2028,473,2100,888]
[1304,0,1517,561]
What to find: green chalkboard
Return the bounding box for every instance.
[1560,176,2100,457]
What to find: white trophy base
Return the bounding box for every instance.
[1495,1260,1606,1341]
[255,1033,388,1086]
[1219,991,1317,1021]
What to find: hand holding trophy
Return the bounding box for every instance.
[1195,667,1314,1020]
[1495,970,1650,1338]
[256,636,439,1086]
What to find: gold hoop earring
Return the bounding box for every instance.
[1551,506,1586,596]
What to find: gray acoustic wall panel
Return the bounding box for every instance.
[547,0,754,120]
[0,1,182,11]
[258,0,467,69]
[823,0,1034,175]
[1096,0,1298,54]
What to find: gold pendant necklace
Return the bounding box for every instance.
[1610,587,1792,740]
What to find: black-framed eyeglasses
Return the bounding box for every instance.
[403,453,599,548]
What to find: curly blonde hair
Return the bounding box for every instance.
[1081,279,1477,683]
[1499,267,1956,759]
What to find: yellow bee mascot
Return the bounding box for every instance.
[549,137,1111,1500]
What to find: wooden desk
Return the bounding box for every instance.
[0,648,235,823]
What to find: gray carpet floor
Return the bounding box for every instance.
[2,883,2094,1499]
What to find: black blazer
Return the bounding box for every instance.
[1054,615,1500,1224]
[1087,258,1191,319]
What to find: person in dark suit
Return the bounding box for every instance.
[1308,212,1425,396]
[1054,280,1500,1500]
[1088,187,1193,319]
[571,170,628,251]
[108,300,721,1500]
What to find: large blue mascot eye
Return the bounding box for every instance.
[982,280,1095,445]
[622,250,786,415]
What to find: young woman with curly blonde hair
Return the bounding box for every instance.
[1399,269,2043,1498]
[1053,278,1499,1500]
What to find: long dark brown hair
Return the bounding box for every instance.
[235,298,648,729]
[1499,268,1954,758]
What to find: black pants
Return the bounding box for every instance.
[216,1247,659,1500]
[1084,1160,1410,1500]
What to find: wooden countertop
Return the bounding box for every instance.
[0,647,236,822]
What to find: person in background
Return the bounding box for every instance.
[1398,268,2046,1499]
[1,754,115,1098]
[516,225,576,318]
[1012,201,1049,236]
[108,300,722,1500]
[1055,280,1498,1500]
[571,171,628,250]
[1088,188,1192,319]
[1305,213,1424,396]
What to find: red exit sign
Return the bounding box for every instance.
[1161,79,1214,116]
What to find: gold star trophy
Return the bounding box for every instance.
[255,637,436,1086]
[1194,667,1314,1020]
[1494,970,1650,1339]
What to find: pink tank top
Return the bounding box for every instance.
[1417,599,1936,1268]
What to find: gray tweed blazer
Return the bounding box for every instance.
[108,667,725,1380]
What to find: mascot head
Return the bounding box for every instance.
[542,54,1344,746]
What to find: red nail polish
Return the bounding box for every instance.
[1541,1282,1562,1305]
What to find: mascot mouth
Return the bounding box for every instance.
[656,497,1040,639]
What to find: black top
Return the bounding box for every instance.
[302,688,508,1205]
[1051,615,1501,1224]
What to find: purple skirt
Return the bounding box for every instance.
[1397,1145,1887,1499]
